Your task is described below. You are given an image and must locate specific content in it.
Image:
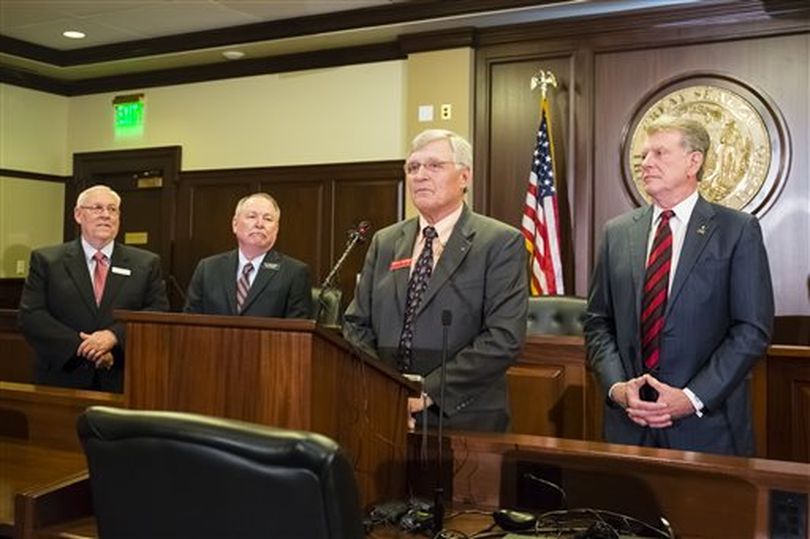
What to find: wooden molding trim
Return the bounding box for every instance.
[0,168,68,183]
[398,27,477,54]
[475,0,810,48]
[1,42,406,97]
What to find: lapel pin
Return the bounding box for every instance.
[697,224,707,235]
[263,262,280,270]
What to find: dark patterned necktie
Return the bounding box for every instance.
[236,262,254,313]
[641,210,674,371]
[397,226,438,372]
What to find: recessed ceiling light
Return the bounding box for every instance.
[62,30,86,39]
[222,50,245,60]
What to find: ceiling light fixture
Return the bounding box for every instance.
[62,30,86,39]
[222,50,245,60]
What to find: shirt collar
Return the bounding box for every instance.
[238,250,268,269]
[81,238,114,262]
[653,189,699,224]
[418,203,464,245]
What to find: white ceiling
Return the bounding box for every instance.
[0,0,723,81]
[0,1,402,49]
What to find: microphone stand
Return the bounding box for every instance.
[433,310,452,536]
[315,223,369,323]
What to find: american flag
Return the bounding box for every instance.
[521,98,564,296]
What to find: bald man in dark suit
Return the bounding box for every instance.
[19,185,169,392]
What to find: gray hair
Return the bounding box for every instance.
[410,129,473,171]
[234,192,280,219]
[646,116,711,180]
[75,184,121,208]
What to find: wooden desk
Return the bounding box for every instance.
[436,432,810,538]
[0,438,87,538]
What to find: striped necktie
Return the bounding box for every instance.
[641,210,674,371]
[397,226,438,372]
[236,262,254,313]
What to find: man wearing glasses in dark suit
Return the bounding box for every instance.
[343,129,528,432]
[19,184,169,392]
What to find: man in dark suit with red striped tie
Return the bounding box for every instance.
[19,185,169,392]
[585,117,774,456]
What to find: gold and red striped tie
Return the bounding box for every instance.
[641,210,674,371]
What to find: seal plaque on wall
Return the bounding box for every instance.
[621,73,790,215]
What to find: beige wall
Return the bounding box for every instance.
[0,84,70,175]
[0,53,473,274]
[0,85,69,277]
[404,48,474,217]
[1,61,408,275]
[68,61,407,170]
[0,176,64,277]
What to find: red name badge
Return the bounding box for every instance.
[389,258,412,271]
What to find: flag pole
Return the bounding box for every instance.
[521,68,565,296]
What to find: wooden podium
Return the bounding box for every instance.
[117,311,418,506]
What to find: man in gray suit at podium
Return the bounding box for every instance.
[343,129,528,433]
[184,193,312,318]
[585,116,774,456]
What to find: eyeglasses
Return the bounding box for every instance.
[404,160,459,175]
[80,204,120,215]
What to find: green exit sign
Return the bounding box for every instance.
[114,101,143,128]
[112,93,145,134]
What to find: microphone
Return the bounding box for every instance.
[348,220,371,244]
[433,309,452,536]
[316,220,372,322]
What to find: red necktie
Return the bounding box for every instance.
[236,262,254,313]
[93,251,109,305]
[641,210,674,371]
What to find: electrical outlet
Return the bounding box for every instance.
[440,104,452,120]
[16,259,25,275]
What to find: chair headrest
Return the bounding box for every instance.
[77,406,340,470]
[526,296,587,336]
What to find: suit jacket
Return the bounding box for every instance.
[584,196,774,455]
[184,249,312,318]
[343,205,528,432]
[18,240,169,392]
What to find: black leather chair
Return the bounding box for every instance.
[312,286,343,327]
[526,295,587,336]
[77,406,364,539]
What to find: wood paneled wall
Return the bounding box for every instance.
[474,3,810,330]
[176,161,403,307]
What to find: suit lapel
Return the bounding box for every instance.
[628,206,653,325]
[220,251,239,314]
[666,196,716,316]
[394,220,419,315]
[241,250,280,314]
[64,240,97,313]
[100,243,128,311]
[417,207,473,316]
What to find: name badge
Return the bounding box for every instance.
[389,258,412,271]
[111,266,131,276]
[263,262,280,271]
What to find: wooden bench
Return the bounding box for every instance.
[0,382,122,538]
